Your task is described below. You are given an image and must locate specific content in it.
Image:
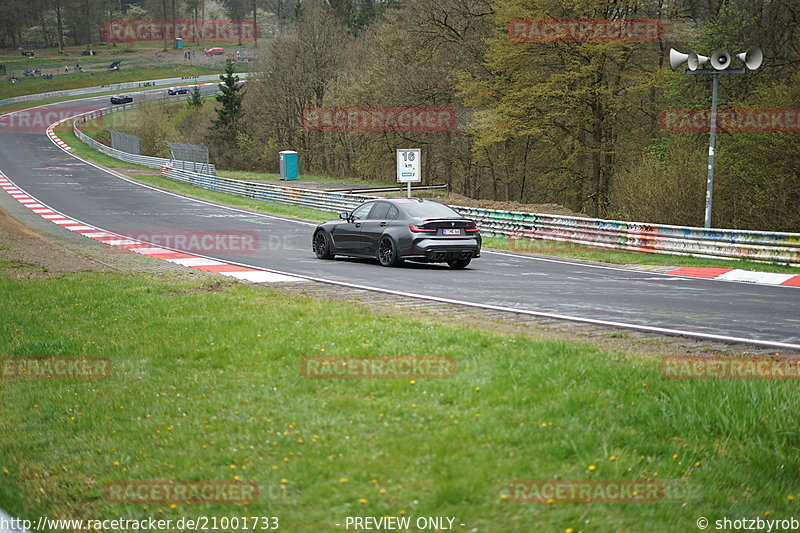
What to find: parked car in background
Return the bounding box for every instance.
[167,86,190,95]
[204,47,225,55]
[110,94,133,104]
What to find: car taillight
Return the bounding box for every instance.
[409,225,437,233]
[465,227,480,233]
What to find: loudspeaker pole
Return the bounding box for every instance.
[705,72,719,229]
[684,67,745,228]
[668,46,761,228]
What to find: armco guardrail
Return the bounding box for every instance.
[164,166,372,212]
[71,89,217,173]
[162,167,800,265]
[456,208,800,265]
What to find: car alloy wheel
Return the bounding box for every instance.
[378,237,400,267]
[313,231,334,259]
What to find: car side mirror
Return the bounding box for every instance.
[339,212,350,221]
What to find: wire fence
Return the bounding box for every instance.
[70,91,218,173]
[166,141,211,174]
[108,129,142,155]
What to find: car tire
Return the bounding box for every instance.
[377,237,401,267]
[447,258,471,269]
[313,231,335,259]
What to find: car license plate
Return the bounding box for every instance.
[441,228,461,235]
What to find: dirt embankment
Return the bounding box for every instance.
[0,207,106,278]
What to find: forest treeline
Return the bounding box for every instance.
[11,0,799,230]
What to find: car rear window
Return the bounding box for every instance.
[401,201,461,219]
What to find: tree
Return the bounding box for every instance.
[187,85,204,109]
[210,60,245,152]
[458,0,664,214]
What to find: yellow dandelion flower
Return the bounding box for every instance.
[672,454,679,460]
[358,498,367,504]
[694,461,701,467]
[474,387,480,392]
[588,465,597,471]
[230,464,237,469]
[113,461,120,467]
[169,504,177,510]
[788,495,795,502]
[409,380,416,385]
[546,498,555,504]
[280,478,288,484]
[609,456,617,462]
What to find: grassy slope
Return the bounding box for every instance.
[0,65,233,100]
[1,272,798,532]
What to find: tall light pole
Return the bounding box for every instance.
[668,46,762,228]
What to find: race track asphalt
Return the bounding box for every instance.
[1,94,798,348]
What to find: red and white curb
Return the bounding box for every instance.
[665,267,800,287]
[46,124,71,151]
[0,171,301,283]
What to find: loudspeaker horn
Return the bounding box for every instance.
[687,51,709,71]
[710,50,732,70]
[669,48,690,70]
[736,46,763,70]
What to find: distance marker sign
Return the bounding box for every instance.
[396,149,421,183]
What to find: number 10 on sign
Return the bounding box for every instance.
[396,148,421,198]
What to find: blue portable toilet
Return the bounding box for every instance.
[279,150,298,180]
[175,37,183,49]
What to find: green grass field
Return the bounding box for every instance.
[1,270,799,532]
[0,65,246,101]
